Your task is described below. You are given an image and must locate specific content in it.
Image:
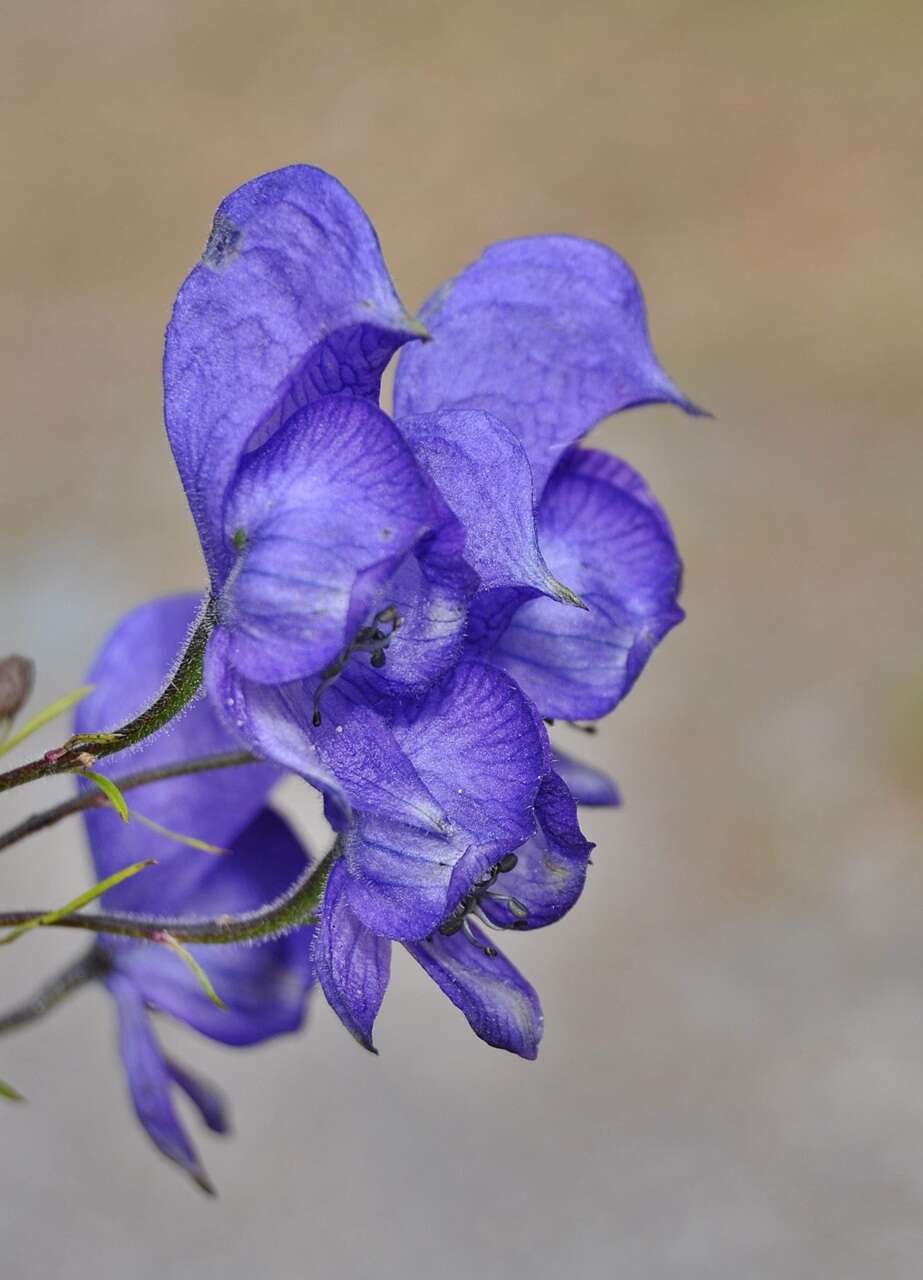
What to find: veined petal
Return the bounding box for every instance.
[394,236,705,495]
[397,410,580,601]
[108,973,216,1192]
[552,747,621,807]
[78,596,279,915]
[114,808,313,1046]
[312,859,391,1051]
[341,814,461,941]
[481,772,593,931]
[220,396,434,683]
[484,448,684,720]
[405,926,542,1059]
[343,660,545,939]
[206,650,450,834]
[164,165,423,581]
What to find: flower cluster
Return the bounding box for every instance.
[76,165,700,1183]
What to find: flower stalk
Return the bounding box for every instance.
[0,845,337,946]
[0,748,259,855]
[0,600,216,795]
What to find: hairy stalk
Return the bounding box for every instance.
[0,599,216,795]
[0,945,109,1034]
[0,749,259,855]
[0,846,338,945]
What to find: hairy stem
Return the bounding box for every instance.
[0,749,259,855]
[0,599,216,795]
[0,846,338,945]
[0,944,109,1034]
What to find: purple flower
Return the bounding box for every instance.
[313,769,592,1058]
[393,234,706,494]
[76,596,314,1191]
[392,239,695,724]
[157,166,701,1055]
[164,168,465,708]
[164,167,696,735]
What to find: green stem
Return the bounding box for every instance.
[0,598,216,795]
[0,846,338,945]
[0,749,259,855]
[0,945,109,1034]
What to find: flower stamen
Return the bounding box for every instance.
[435,852,527,957]
[311,605,402,726]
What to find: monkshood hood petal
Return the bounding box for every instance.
[393,235,706,496]
[218,395,436,684]
[164,164,424,583]
[471,447,684,721]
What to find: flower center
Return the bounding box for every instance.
[436,853,528,957]
[311,605,402,726]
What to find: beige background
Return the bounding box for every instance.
[1,2,921,1276]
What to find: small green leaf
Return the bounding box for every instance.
[0,858,156,946]
[81,770,129,822]
[0,684,95,759]
[0,1077,25,1102]
[155,933,226,1010]
[128,809,227,855]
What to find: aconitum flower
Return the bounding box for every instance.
[163,167,695,772]
[157,164,701,1055]
[314,768,592,1057]
[76,596,314,1190]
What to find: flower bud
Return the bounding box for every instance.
[0,656,35,722]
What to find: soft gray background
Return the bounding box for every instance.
[1,2,921,1276]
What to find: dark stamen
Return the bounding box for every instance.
[311,605,402,725]
[461,917,496,957]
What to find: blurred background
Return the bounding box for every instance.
[1,1,921,1275]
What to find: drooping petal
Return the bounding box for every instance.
[78,596,279,915]
[405,925,543,1059]
[340,814,460,942]
[397,410,581,602]
[108,973,216,1192]
[394,236,705,495]
[164,165,424,581]
[219,395,434,683]
[481,771,593,931]
[552,747,621,807]
[114,808,313,1046]
[482,448,684,720]
[343,660,545,939]
[165,1059,228,1134]
[311,858,391,1051]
